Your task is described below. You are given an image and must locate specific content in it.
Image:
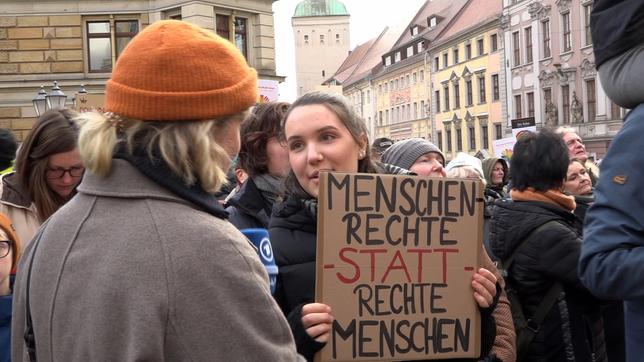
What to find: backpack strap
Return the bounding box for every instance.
[23,221,49,362]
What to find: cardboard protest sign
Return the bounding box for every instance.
[316,172,483,361]
[511,117,536,140]
[73,93,105,113]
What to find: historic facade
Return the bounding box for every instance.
[291,0,349,97]
[0,0,280,139]
[372,0,469,143]
[429,0,503,161]
[502,0,622,158]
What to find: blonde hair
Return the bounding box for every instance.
[447,166,487,186]
[78,111,244,193]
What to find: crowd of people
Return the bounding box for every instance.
[1,1,643,360]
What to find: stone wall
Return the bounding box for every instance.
[0,15,83,76]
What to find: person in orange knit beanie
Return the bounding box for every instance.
[11,20,303,361]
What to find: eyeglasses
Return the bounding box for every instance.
[46,166,85,179]
[0,240,10,259]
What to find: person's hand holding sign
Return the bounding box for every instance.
[302,303,334,343]
[471,268,497,308]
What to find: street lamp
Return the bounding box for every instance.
[32,81,68,117]
[32,86,47,117]
[72,84,87,108]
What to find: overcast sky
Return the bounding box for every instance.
[272,0,426,101]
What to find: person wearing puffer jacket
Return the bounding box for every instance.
[270,92,501,362]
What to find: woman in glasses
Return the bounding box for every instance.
[0,109,82,248]
[0,213,20,362]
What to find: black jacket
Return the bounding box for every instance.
[270,194,499,362]
[269,196,323,361]
[489,200,606,362]
[225,178,273,230]
[591,0,644,67]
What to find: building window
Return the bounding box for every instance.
[406,75,410,87]
[336,33,340,42]
[527,92,535,117]
[465,43,471,60]
[515,94,522,118]
[492,74,499,101]
[443,53,448,67]
[379,84,382,94]
[477,38,484,56]
[413,72,417,84]
[453,48,459,64]
[434,56,439,71]
[437,130,443,150]
[411,26,419,36]
[429,16,437,27]
[413,102,417,119]
[495,124,502,140]
[217,15,249,59]
[478,75,486,103]
[443,84,450,111]
[584,5,592,46]
[562,12,571,52]
[407,46,414,57]
[525,26,533,63]
[395,52,401,62]
[234,18,248,58]
[481,124,489,149]
[490,33,498,52]
[446,129,452,151]
[395,79,399,89]
[435,90,441,114]
[216,14,230,39]
[562,85,570,124]
[417,42,423,53]
[385,56,392,66]
[454,83,460,109]
[420,70,424,81]
[512,31,520,66]
[304,34,309,44]
[87,20,139,73]
[320,34,325,44]
[587,79,596,122]
[385,110,389,124]
[469,126,476,150]
[466,80,473,106]
[456,129,463,151]
[542,19,551,58]
[379,111,383,125]
[367,90,370,103]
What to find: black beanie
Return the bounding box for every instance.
[381,138,445,170]
[0,129,17,171]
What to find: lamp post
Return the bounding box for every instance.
[72,84,87,108]
[32,81,68,117]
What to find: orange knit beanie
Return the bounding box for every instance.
[106,20,258,121]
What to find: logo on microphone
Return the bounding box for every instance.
[260,237,274,262]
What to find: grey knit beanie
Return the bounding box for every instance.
[381,138,445,171]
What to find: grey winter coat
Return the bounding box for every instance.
[11,159,303,362]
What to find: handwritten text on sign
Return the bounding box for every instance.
[315,173,483,361]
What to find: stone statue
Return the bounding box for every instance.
[571,91,583,123]
[545,98,558,127]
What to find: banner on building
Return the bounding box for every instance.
[315,172,482,361]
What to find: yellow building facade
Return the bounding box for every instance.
[373,61,430,141]
[429,6,503,161]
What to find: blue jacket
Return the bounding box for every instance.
[0,276,13,362]
[579,104,644,362]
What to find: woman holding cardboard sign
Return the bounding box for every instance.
[269,91,500,361]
